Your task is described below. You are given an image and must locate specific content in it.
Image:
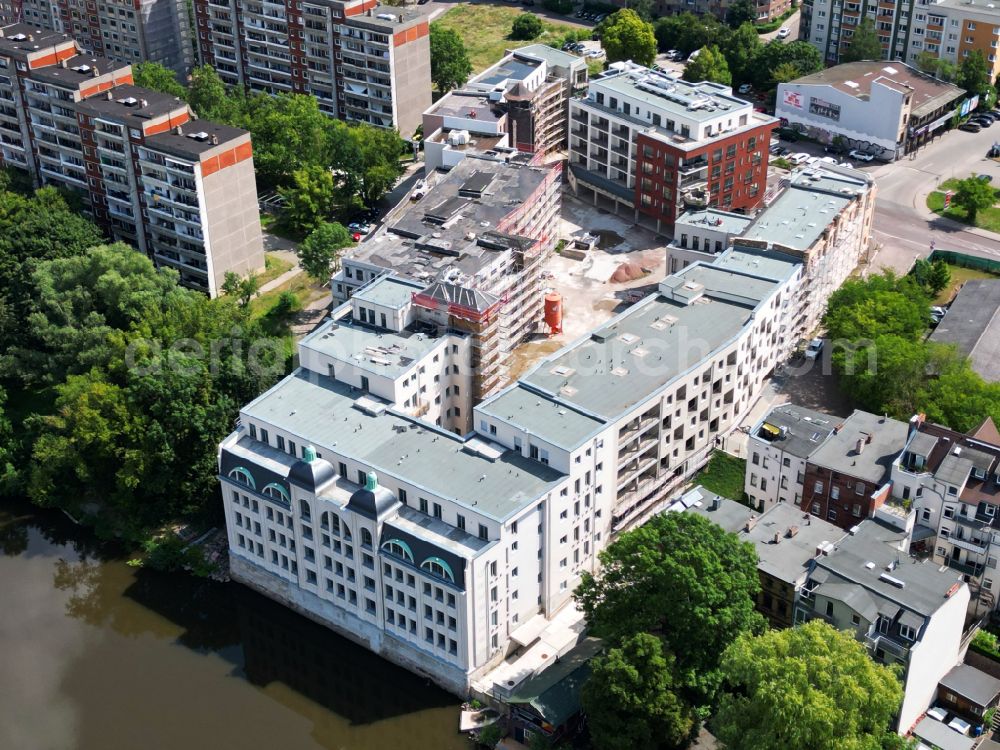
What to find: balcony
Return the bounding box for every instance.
[949,535,988,556]
[946,557,984,578]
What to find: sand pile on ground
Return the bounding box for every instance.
[609,261,645,283]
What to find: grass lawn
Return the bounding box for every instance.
[694,452,748,503]
[433,4,581,73]
[258,253,295,286]
[260,213,306,243]
[927,178,1000,234]
[933,263,1000,304]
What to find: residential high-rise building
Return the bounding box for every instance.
[568,62,776,235]
[802,0,1000,77]
[0,25,264,295]
[422,44,588,172]
[334,154,563,404]
[193,0,430,136]
[0,0,193,75]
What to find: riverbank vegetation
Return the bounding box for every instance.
[0,174,287,555]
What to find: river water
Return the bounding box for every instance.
[0,500,471,750]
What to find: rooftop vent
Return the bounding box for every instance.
[72,63,91,73]
[9,33,27,41]
[879,572,905,588]
[187,131,210,141]
[118,96,139,107]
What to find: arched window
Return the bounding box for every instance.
[262,483,290,504]
[343,525,352,541]
[321,512,331,530]
[299,499,312,522]
[228,466,256,489]
[421,557,455,583]
[381,539,414,563]
[361,528,373,549]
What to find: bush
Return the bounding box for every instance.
[971,629,1000,661]
[511,13,544,40]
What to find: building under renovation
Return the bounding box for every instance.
[333,154,562,401]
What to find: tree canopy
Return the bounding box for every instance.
[279,165,337,235]
[748,41,823,90]
[957,49,992,96]
[684,45,732,85]
[583,633,695,750]
[715,620,904,750]
[298,221,353,280]
[725,0,757,28]
[824,270,1000,432]
[721,23,763,84]
[429,24,472,94]
[511,13,544,40]
[840,18,883,63]
[600,9,657,66]
[576,511,763,706]
[952,173,997,223]
[132,61,187,99]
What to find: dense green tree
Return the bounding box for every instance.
[23,244,280,541]
[511,13,544,40]
[841,18,883,63]
[921,363,1000,433]
[715,620,904,750]
[824,279,929,343]
[576,512,763,706]
[835,335,933,417]
[131,61,187,98]
[684,45,732,85]
[627,0,654,21]
[952,173,997,223]
[279,165,336,234]
[0,185,105,355]
[298,221,353,280]
[583,633,695,750]
[599,9,657,66]
[912,258,951,295]
[221,270,260,308]
[429,24,473,94]
[187,65,238,122]
[330,122,406,207]
[655,12,729,55]
[957,49,992,96]
[914,50,955,81]
[749,40,822,90]
[0,386,17,493]
[721,22,762,84]
[238,93,335,188]
[771,61,802,85]
[725,0,757,28]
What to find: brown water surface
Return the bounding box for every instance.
[0,500,470,750]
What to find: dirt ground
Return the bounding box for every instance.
[504,193,669,382]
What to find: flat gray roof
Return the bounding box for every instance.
[808,410,909,484]
[754,404,838,459]
[674,208,753,236]
[913,717,976,750]
[591,68,751,124]
[744,503,846,584]
[299,314,444,379]
[350,156,551,286]
[476,384,606,452]
[815,520,964,618]
[929,279,1000,382]
[940,664,1000,707]
[351,275,423,310]
[520,262,784,421]
[742,174,862,252]
[241,369,564,521]
[509,44,582,70]
[680,487,754,533]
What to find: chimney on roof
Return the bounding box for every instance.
[787,525,799,538]
[105,90,112,100]
[210,133,218,145]
[773,532,781,544]
[27,33,33,42]
[140,98,147,108]
[92,66,99,77]
[745,515,758,532]
[175,125,183,135]
[60,58,68,68]
[856,438,866,455]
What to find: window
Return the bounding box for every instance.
[831,486,840,500]
[381,538,414,562]
[814,481,823,493]
[228,466,256,489]
[457,514,465,531]
[433,503,442,519]
[421,557,455,583]
[361,528,373,548]
[419,497,428,513]
[478,524,489,541]
[262,483,290,504]
[899,624,916,640]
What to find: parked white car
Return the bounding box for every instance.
[805,338,824,360]
[849,149,875,162]
[777,27,790,38]
[788,152,811,165]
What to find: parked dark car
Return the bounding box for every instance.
[960,122,983,132]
